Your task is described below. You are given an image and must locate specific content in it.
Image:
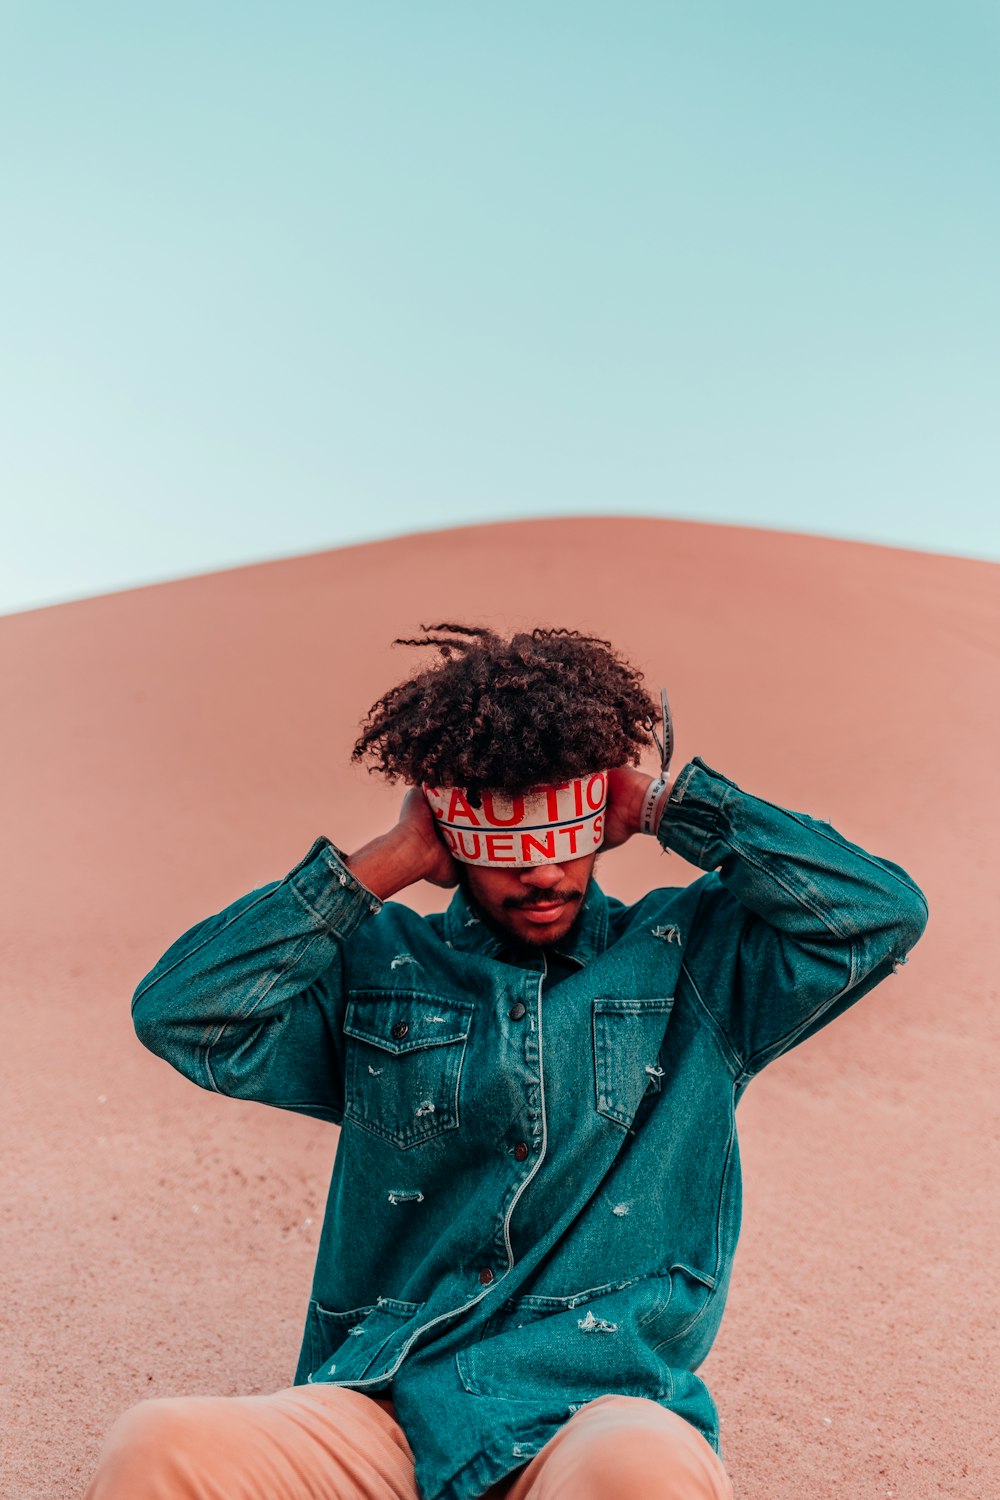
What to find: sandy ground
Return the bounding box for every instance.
[1,516,997,1500]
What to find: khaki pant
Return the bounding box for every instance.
[86,1385,734,1499]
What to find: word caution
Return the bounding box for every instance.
[422,774,608,867]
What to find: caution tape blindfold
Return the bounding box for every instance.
[423,773,609,868]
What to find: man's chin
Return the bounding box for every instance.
[458,873,587,949]
[503,921,566,947]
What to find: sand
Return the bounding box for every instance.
[1,516,996,1499]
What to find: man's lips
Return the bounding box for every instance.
[507,894,578,923]
[506,893,576,909]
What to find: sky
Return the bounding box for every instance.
[2,2,998,616]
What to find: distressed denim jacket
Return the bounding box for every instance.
[132,758,928,1500]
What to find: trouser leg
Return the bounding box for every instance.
[84,1386,417,1500]
[501,1395,734,1500]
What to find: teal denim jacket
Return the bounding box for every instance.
[131,758,928,1500]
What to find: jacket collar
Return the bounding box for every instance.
[443,877,610,968]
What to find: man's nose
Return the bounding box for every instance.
[518,863,565,890]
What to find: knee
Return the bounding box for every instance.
[563,1397,730,1500]
[87,1398,211,1498]
[110,1395,212,1452]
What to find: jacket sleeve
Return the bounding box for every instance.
[130,836,383,1122]
[657,758,929,1078]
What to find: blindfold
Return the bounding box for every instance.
[423,773,608,868]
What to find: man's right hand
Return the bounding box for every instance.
[395,787,460,888]
[344,787,459,900]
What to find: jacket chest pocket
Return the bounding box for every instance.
[343,993,474,1150]
[592,997,674,1129]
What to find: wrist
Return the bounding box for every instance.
[638,776,671,836]
[345,826,428,900]
[642,771,676,836]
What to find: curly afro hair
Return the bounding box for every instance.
[352,623,660,804]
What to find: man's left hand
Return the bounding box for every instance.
[604,766,666,849]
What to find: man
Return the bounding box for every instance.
[87,624,928,1500]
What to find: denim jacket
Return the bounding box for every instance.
[132,758,928,1500]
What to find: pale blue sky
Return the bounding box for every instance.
[3,2,998,615]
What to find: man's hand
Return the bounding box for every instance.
[395,787,460,888]
[345,788,459,900]
[604,766,670,850]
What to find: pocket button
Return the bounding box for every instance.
[390,1021,409,1040]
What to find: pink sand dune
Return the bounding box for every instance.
[1,518,996,1498]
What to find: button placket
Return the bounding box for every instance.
[522,975,544,1149]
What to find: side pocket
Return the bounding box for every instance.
[305,1300,376,1377]
[456,1277,675,1403]
[645,1264,717,1354]
[307,1296,425,1385]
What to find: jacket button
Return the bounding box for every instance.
[479,1268,494,1285]
[513,1141,529,1162]
[390,1021,409,1041]
[508,1001,527,1021]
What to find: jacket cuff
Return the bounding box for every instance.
[656,758,737,870]
[284,836,384,939]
